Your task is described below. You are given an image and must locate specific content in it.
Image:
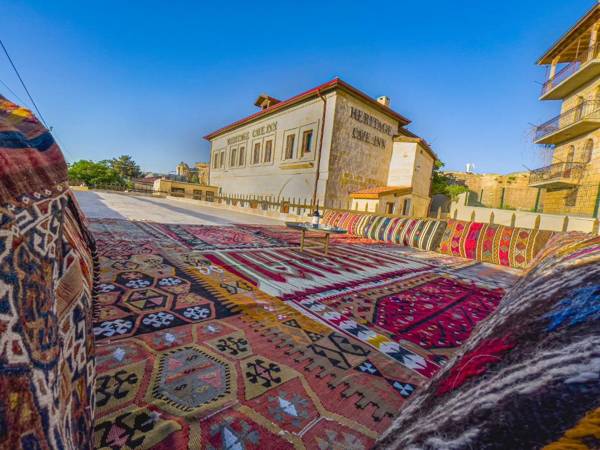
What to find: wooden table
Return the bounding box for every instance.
[285,222,347,255]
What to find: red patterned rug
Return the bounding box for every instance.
[285,271,505,364]
[91,219,433,449]
[202,245,435,298]
[90,219,515,448]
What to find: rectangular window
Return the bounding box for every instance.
[238,146,245,166]
[230,148,237,167]
[171,187,185,197]
[402,198,412,216]
[219,151,225,168]
[264,139,273,163]
[301,130,313,156]
[213,152,218,169]
[285,134,295,159]
[386,202,394,214]
[253,142,261,164]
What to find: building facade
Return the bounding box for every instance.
[204,78,436,216]
[153,178,218,200]
[532,3,600,217]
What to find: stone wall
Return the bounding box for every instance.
[446,171,539,211]
[325,91,402,203]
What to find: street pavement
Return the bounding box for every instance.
[74,191,285,225]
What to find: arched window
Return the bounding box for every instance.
[566,145,575,163]
[563,145,575,177]
[583,138,594,163]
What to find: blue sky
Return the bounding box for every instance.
[0,0,594,174]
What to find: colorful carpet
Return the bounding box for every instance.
[202,245,436,298]
[90,219,521,448]
[135,222,294,250]
[91,219,435,449]
[1,96,96,449]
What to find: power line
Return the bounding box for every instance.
[0,76,28,106]
[0,38,49,128]
[0,41,77,161]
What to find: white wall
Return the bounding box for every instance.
[450,193,599,233]
[208,94,333,203]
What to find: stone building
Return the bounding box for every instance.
[175,162,210,185]
[153,178,218,200]
[204,78,437,216]
[532,2,600,217]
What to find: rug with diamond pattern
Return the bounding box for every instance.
[90,219,519,449]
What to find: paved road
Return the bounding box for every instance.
[74,191,285,225]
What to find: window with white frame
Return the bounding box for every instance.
[252,141,261,164]
[238,145,245,166]
[284,134,295,160]
[301,129,313,156]
[263,139,273,163]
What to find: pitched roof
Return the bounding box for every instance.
[537,3,600,64]
[203,78,411,141]
[350,186,412,199]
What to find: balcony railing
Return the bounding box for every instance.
[540,43,600,97]
[541,61,581,96]
[534,100,600,142]
[529,162,585,186]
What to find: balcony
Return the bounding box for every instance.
[528,162,585,189]
[533,100,600,145]
[540,45,600,100]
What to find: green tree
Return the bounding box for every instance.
[68,160,125,187]
[108,155,142,179]
[431,160,469,199]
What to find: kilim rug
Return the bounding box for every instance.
[135,222,294,250]
[90,219,520,448]
[202,245,436,298]
[1,96,95,449]
[91,219,432,449]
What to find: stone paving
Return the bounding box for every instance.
[74,190,284,225]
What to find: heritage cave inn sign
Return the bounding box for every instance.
[204,77,437,216]
[350,106,394,148]
[227,121,278,145]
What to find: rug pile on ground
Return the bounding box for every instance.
[91,219,520,449]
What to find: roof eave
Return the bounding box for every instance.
[203,78,411,141]
[536,3,600,65]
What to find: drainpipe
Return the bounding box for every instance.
[312,89,327,209]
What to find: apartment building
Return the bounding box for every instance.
[532,3,600,216]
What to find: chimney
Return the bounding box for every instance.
[377,96,390,107]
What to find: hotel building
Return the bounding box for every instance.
[204,78,437,216]
[532,3,600,217]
